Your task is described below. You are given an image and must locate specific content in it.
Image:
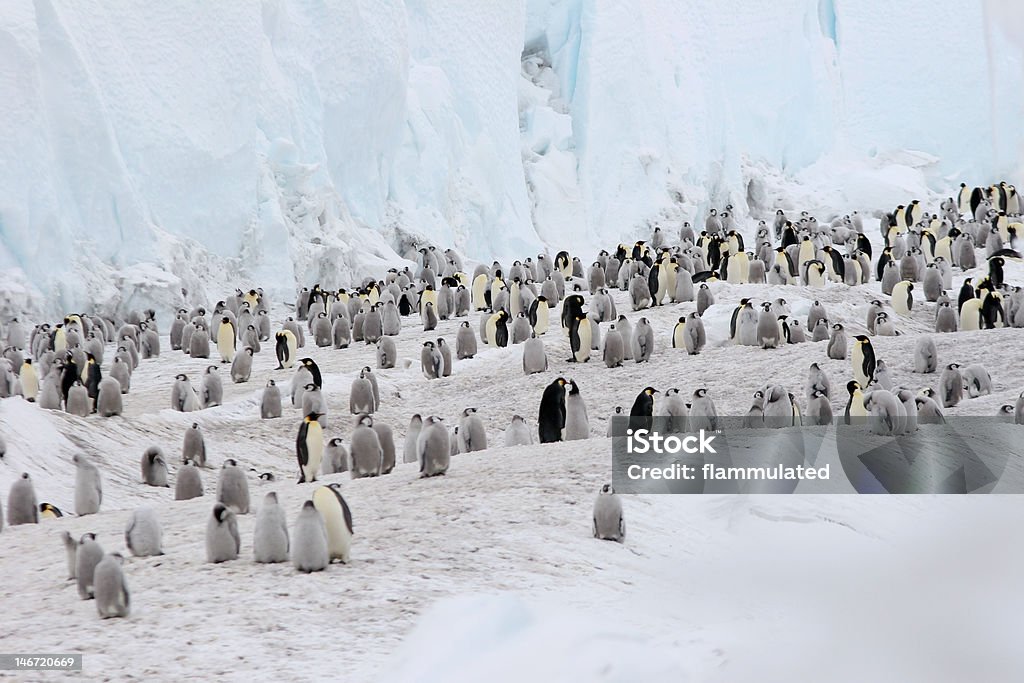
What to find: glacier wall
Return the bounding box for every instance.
[0,0,1020,316]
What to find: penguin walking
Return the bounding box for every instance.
[206,503,241,563]
[312,484,354,563]
[76,534,105,599]
[253,492,289,564]
[592,485,625,542]
[93,553,130,619]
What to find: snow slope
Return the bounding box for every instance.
[2,1,1022,316]
[2,245,1024,680]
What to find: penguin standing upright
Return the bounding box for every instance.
[851,336,876,387]
[275,330,297,369]
[568,315,592,362]
[217,316,236,363]
[296,412,325,484]
[592,484,625,542]
[629,387,658,431]
[538,377,568,443]
[312,484,354,563]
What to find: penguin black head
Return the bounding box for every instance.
[644,387,659,396]
[854,335,870,344]
[847,381,861,394]
[176,373,188,381]
[213,503,231,522]
[600,483,615,494]
[693,388,707,398]
[305,412,323,422]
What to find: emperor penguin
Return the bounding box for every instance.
[962,364,993,398]
[171,374,198,412]
[373,420,397,474]
[568,314,592,363]
[350,415,384,478]
[253,492,289,564]
[689,388,718,431]
[940,363,963,407]
[935,301,958,333]
[864,389,902,436]
[175,462,204,500]
[523,334,549,374]
[696,283,714,316]
[343,376,372,418]
[756,302,780,349]
[404,415,423,464]
[1014,391,1024,425]
[892,281,914,315]
[217,459,250,514]
[538,377,568,443]
[564,380,590,440]
[332,315,351,349]
[61,531,77,579]
[529,296,550,335]
[913,337,938,373]
[418,415,451,477]
[206,503,241,563]
[763,385,795,428]
[456,321,478,359]
[602,325,625,368]
[76,534,105,599]
[261,379,283,419]
[681,312,706,355]
[629,387,658,431]
[852,336,876,387]
[504,415,533,447]
[421,341,443,380]
[301,384,328,427]
[805,390,833,426]
[291,500,329,573]
[65,381,90,417]
[309,485,354,565]
[216,316,236,363]
[201,365,224,407]
[19,358,38,402]
[873,359,894,390]
[275,330,297,369]
[455,407,486,453]
[39,502,62,519]
[631,317,655,363]
[592,484,625,542]
[125,506,163,556]
[189,324,211,358]
[230,348,254,384]
[296,412,325,483]
[844,381,868,423]
[377,336,397,369]
[659,388,689,432]
[141,446,170,487]
[7,473,39,525]
[108,357,130,394]
[178,423,207,469]
[323,437,349,475]
[74,454,103,516]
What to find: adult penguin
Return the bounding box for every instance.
[299,358,322,389]
[851,335,876,387]
[275,330,297,369]
[538,377,568,443]
[296,412,325,484]
[560,294,586,333]
[568,314,592,363]
[629,386,658,431]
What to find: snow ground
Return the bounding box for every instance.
[1,234,1024,680]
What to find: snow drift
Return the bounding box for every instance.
[1,0,1021,316]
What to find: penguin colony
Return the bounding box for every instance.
[1,182,1024,616]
